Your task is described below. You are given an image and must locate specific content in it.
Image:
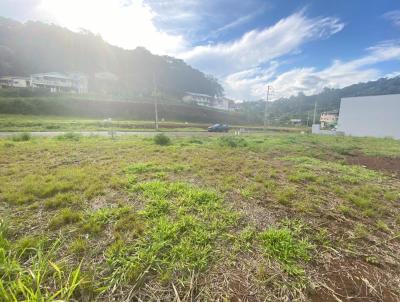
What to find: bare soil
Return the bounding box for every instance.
[346,154,400,177]
[310,259,399,302]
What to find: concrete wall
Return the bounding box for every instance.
[337,94,400,139]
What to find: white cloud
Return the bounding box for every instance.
[383,10,400,27]
[230,41,400,100]
[224,62,279,100]
[181,11,344,76]
[34,0,186,55]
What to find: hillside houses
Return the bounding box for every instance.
[183,92,239,111]
[0,72,88,94]
[0,76,30,88]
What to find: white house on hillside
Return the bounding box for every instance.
[0,76,30,88]
[182,92,238,111]
[183,92,214,107]
[30,72,88,94]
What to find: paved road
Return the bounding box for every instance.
[0,131,230,138]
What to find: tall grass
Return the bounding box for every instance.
[0,220,84,301]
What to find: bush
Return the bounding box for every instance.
[218,136,247,148]
[11,132,31,142]
[154,133,171,146]
[56,132,81,141]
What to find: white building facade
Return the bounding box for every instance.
[337,94,400,139]
[182,92,238,111]
[30,72,88,94]
[0,76,30,88]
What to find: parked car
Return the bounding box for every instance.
[207,123,229,132]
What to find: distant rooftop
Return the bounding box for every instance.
[31,72,86,79]
[186,92,213,98]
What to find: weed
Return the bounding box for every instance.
[56,132,81,141]
[218,136,247,148]
[384,191,399,202]
[314,228,330,247]
[331,145,357,156]
[81,221,102,235]
[44,192,77,209]
[14,235,46,259]
[49,208,82,229]
[154,133,171,145]
[353,223,369,238]
[366,255,380,265]
[260,226,313,275]
[376,220,390,233]
[0,234,83,301]
[188,138,203,144]
[69,238,88,255]
[234,226,257,251]
[114,212,145,239]
[275,187,296,205]
[105,180,237,288]
[288,170,317,183]
[10,132,31,142]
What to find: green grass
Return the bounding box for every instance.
[0,222,84,301]
[0,132,399,301]
[10,132,31,142]
[260,225,313,276]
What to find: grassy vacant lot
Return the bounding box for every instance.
[0,114,207,132]
[0,133,399,301]
[0,114,302,133]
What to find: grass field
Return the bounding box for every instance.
[0,114,304,133]
[0,133,399,301]
[0,114,207,132]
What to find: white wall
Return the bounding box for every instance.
[12,79,28,88]
[337,94,400,139]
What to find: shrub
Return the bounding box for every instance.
[11,132,31,142]
[56,132,81,141]
[218,136,247,148]
[154,133,171,146]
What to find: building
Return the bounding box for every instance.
[290,119,302,125]
[182,92,214,107]
[30,72,88,94]
[0,76,30,88]
[182,92,239,111]
[320,112,338,128]
[337,94,400,139]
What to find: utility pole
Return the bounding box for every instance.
[264,85,272,131]
[306,111,310,127]
[153,73,159,131]
[312,100,318,125]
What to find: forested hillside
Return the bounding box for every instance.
[239,76,400,124]
[0,17,223,99]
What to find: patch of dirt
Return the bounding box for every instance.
[309,259,400,302]
[346,154,400,177]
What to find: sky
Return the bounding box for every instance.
[1,0,400,100]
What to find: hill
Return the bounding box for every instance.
[0,96,247,125]
[0,17,222,99]
[239,76,400,124]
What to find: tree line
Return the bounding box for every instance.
[0,17,223,99]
